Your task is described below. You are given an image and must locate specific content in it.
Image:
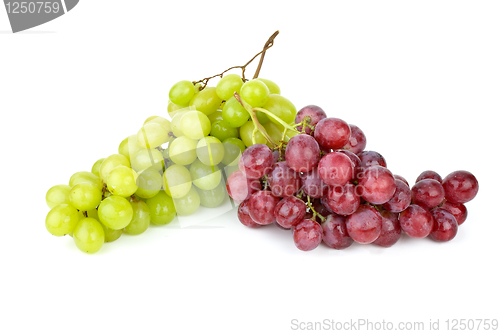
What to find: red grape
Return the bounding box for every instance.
[357,166,396,205]
[238,144,274,179]
[293,219,323,251]
[440,200,467,225]
[342,124,367,155]
[416,170,442,183]
[295,105,327,134]
[318,152,354,186]
[442,170,479,204]
[300,168,327,198]
[358,151,387,169]
[346,204,382,244]
[226,171,261,204]
[321,214,354,250]
[373,209,401,247]
[394,175,409,187]
[411,179,445,209]
[313,118,351,150]
[285,134,320,173]
[325,183,361,216]
[237,200,261,228]
[274,197,307,229]
[336,149,362,181]
[382,180,411,213]
[268,161,301,197]
[248,191,280,225]
[429,207,458,242]
[399,204,434,238]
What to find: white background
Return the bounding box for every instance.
[1,1,498,333]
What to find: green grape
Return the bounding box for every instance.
[124,200,150,235]
[86,207,99,220]
[69,171,103,188]
[135,168,163,199]
[240,121,267,147]
[107,166,138,197]
[98,196,134,230]
[210,119,239,142]
[224,164,240,178]
[221,137,245,166]
[256,78,281,95]
[216,74,244,100]
[171,110,188,137]
[169,80,196,106]
[91,158,105,177]
[45,204,80,236]
[208,109,223,123]
[255,110,270,124]
[163,164,192,198]
[197,136,224,166]
[144,115,172,134]
[118,134,141,161]
[240,79,270,108]
[168,136,198,165]
[173,187,200,216]
[69,182,102,211]
[263,94,297,125]
[73,218,105,254]
[180,110,211,140]
[130,148,164,172]
[46,184,71,209]
[263,122,283,148]
[100,223,123,242]
[222,96,249,128]
[197,181,226,208]
[146,191,176,225]
[168,100,184,118]
[189,87,222,116]
[99,154,130,184]
[137,123,169,149]
[189,159,222,190]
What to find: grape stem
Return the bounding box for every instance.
[306,195,326,223]
[193,30,280,89]
[252,107,300,134]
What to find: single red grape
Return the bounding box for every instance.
[238,144,274,179]
[285,134,320,173]
[399,204,434,238]
[237,200,261,228]
[226,170,261,204]
[416,170,442,183]
[429,207,458,242]
[342,124,367,155]
[357,166,396,205]
[346,204,382,244]
[442,170,479,204]
[321,214,354,250]
[248,191,280,225]
[358,151,387,169]
[295,105,327,134]
[268,161,301,197]
[411,179,445,209]
[313,118,351,150]
[394,175,409,187]
[318,152,354,186]
[382,179,411,213]
[373,209,401,247]
[293,219,323,251]
[336,149,362,181]
[274,197,307,229]
[300,168,327,198]
[325,183,361,216]
[440,200,467,225]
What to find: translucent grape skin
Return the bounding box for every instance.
[346,204,382,244]
[411,179,445,209]
[237,200,261,228]
[285,134,320,173]
[342,124,367,155]
[98,196,134,230]
[325,182,360,216]
[189,87,222,116]
[295,105,327,134]
[336,149,362,180]
[373,209,401,247]
[222,96,250,128]
[69,182,103,211]
[399,204,434,238]
[300,168,327,199]
[100,223,123,243]
[163,164,192,199]
[190,159,221,191]
[226,170,261,204]
[313,118,351,150]
[46,184,71,209]
[197,181,226,208]
[442,170,479,204]
[180,110,212,140]
[440,200,467,225]
[146,191,176,225]
[239,120,268,147]
[107,166,138,198]
[321,214,354,250]
[45,204,80,236]
[134,169,162,199]
[394,175,409,187]
[69,171,103,188]
[238,144,274,179]
[416,170,442,183]
[169,80,196,106]
[99,154,130,184]
[382,179,411,213]
[357,166,396,205]
[216,74,243,101]
[73,218,105,254]
[137,123,169,149]
[262,94,297,126]
[268,161,301,197]
[221,137,245,166]
[256,78,281,95]
[124,200,150,235]
[358,151,387,169]
[173,187,201,216]
[318,152,354,187]
[196,136,225,166]
[274,197,307,229]
[240,79,270,108]
[293,219,323,251]
[210,119,239,142]
[429,207,459,242]
[248,190,280,225]
[91,158,105,177]
[168,136,198,165]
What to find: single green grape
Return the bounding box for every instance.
[168,136,198,165]
[46,184,71,209]
[224,164,240,178]
[180,110,211,140]
[208,109,223,123]
[134,168,163,199]
[69,171,103,189]
[98,196,134,230]
[124,200,150,235]
[222,96,249,128]
[168,100,184,118]
[100,223,123,242]
[137,123,169,149]
[169,80,196,106]
[210,119,239,142]
[73,218,105,254]
[45,203,80,236]
[91,158,105,177]
[163,164,192,198]
[189,159,222,190]
[173,186,200,216]
[263,94,297,125]
[263,122,283,148]
[189,87,222,116]
[216,74,244,100]
[118,135,141,161]
[171,110,189,137]
[221,137,245,166]
[144,115,172,134]
[240,79,270,108]
[130,148,164,172]
[146,191,176,225]
[197,181,226,208]
[69,182,102,211]
[196,136,224,166]
[239,121,267,147]
[256,78,281,95]
[107,166,138,197]
[99,154,130,184]
[255,110,270,124]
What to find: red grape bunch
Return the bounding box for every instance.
[227,105,479,251]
